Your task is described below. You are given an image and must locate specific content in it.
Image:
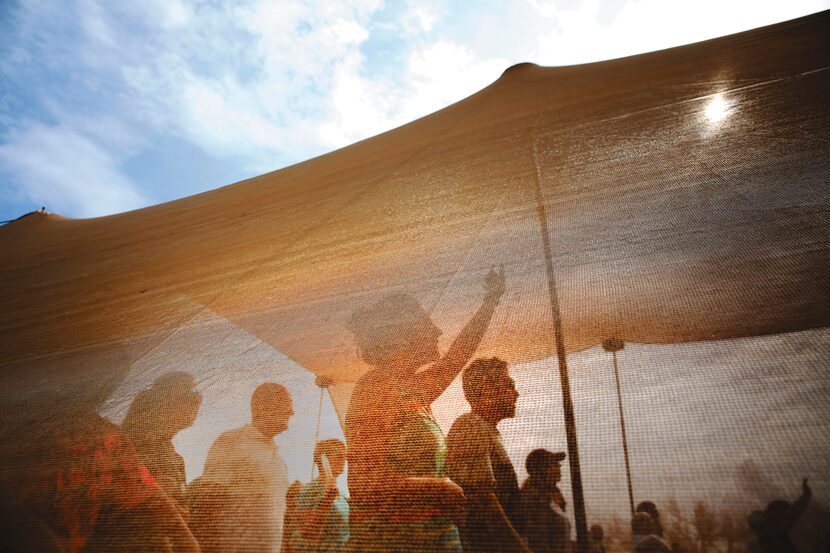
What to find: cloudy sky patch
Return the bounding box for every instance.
[0,0,827,220]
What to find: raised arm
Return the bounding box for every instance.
[784,478,812,529]
[413,265,505,404]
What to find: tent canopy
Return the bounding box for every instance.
[1,12,828,418]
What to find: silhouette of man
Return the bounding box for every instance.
[588,524,607,553]
[199,382,294,553]
[635,501,664,539]
[631,512,669,553]
[758,479,811,553]
[282,439,349,553]
[122,372,202,517]
[516,449,570,553]
[446,357,531,553]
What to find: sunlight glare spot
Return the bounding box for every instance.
[705,93,730,123]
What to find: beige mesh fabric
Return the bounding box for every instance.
[0,11,828,553]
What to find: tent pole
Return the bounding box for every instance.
[311,386,325,480]
[531,178,590,553]
[311,375,333,480]
[604,339,635,517]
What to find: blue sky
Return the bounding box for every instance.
[1,0,827,221]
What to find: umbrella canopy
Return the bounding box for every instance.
[0,12,827,421]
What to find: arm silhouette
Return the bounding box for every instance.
[413,265,505,404]
[784,478,812,530]
[383,476,466,526]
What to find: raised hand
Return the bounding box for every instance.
[415,263,506,404]
[483,264,506,301]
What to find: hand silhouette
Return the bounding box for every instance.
[484,265,506,301]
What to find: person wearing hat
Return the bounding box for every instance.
[631,512,669,553]
[515,448,570,553]
[635,501,664,539]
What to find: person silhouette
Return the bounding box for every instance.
[195,382,294,553]
[282,439,349,553]
[758,478,812,553]
[515,448,569,553]
[631,512,669,553]
[747,510,764,553]
[446,357,531,553]
[122,371,202,517]
[635,501,664,539]
[588,524,607,553]
[7,400,198,553]
[344,266,505,552]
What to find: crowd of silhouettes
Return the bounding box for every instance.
[0,267,821,552]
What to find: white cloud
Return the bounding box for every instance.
[328,18,371,45]
[402,0,443,34]
[318,53,394,147]
[119,0,384,170]
[0,123,147,217]
[405,40,505,111]
[178,78,288,169]
[528,0,827,66]
[78,0,117,47]
[320,41,506,148]
[3,0,828,218]
[141,0,191,29]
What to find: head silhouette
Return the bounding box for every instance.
[251,382,293,438]
[525,448,565,489]
[314,438,347,478]
[348,293,441,373]
[632,512,654,536]
[636,500,661,524]
[590,524,604,541]
[462,357,518,424]
[123,371,201,438]
[636,501,658,515]
[765,499,791,521]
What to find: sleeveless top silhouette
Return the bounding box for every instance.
[362,382,461,553]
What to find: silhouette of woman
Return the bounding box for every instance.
[122,372,202,516]
[344,267,505,553]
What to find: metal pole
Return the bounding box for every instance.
[531,177,590,553]
[604,338,635,517]
[311,386,325,480]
